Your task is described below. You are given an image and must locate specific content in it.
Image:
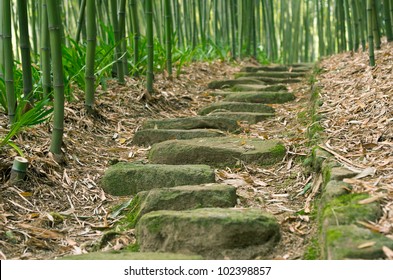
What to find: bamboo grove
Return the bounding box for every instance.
[0,0,392,161]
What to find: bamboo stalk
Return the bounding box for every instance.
[145,0,154,95]
[3,0,16,124]
[367,0,376,66]
[40,0,51,97]
[47,0,66,159]
[84,0,96,114]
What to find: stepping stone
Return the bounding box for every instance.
[100,163,215,196]
[248,76,302,84]
[323,224,393,259]
[62,251,203,260]
[235,72,301,85]
[133,128,226,146]
[243,71,306,79]
[137,208,281,259]
[148,136,286,168]
[240,65,311,73]
[207,78,265,89]
[123,184,237,226]
[224,91,295,104]
[208,112,274,124]
[198,102,275,115]
[141,115,241,133]
[232,84,288,92]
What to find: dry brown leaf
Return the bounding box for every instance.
[357,241,376,249]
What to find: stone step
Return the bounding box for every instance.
[207,78,265,89]
[124,184,237,226]
[224,91,295,104]
[148,136,285,168]
[236,71,306,79]
[141,115,241,133]
[198,102,275,115]
[137,208,281,259]
[133,128,226,146]
[240,65,311,73]
[62,251,203,260]
[208,112,274,124]
[100,163,215,196]
[231,84,288,92]
[235,73,302,83]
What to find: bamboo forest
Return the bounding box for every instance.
[0,0,392,263]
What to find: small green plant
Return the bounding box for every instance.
[0,98,53,156]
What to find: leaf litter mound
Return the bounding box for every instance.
[317,41,393,255]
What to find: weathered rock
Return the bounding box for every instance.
[198,102,275,115]
[148,136,286,168]
[235,71,305,79]
[235,75,302,84]
[321,180,352,205]
[231,84,288,92]
[136,208,281,259]
[208,112,274,124]
[141,115,241,133]
[322,163,358,184]
[322,193,382,227]
[240,65,311,73]
[100,163,215,196]
[123,184,237,226]
[61,251,203,260]
[224,91,295,104]
[207,78,265,89]
[133,129,226,146]
[323,225,393,259]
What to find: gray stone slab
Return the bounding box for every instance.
[235,71,305,79]
[61,251,203,260]
[240,65,311,72]
[142,115,241,133]
[133,129,226,146]
[224,91,295,104]
[323,225,393,259]
[209,112,274,124]
[123,184,237,226]
[148,136,286,168]
[100,163,215,196]
[137,208,280,259]
[198,102,275,115]
[231,84,288,92]
[207,78,265,89]
[233,74,302,84]
[321,193,382,227]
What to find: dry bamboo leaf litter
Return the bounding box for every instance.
[318,41,393,239]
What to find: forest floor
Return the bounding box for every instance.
[0,43,392,260]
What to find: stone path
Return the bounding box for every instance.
[71,63,313,260]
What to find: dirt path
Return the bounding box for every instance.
[0,60,318,260]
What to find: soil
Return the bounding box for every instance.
[0,59,317,260]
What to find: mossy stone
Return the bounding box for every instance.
[322,193,382,227]
[311,147,332,172]
[198,102,275,115]
[208,112,275,124]
[324,225,393,259]
[133,129,226,146]
[321,180,352,205]
[235,71,305,79]
[100,163,215,196]
[224,91,295,104]
[207,78,265,89]
[240,65,311,73]
[231,84,288,92]
[136,208,280,259]
[141,115,241,133]
[61,251,203,260]
[148,136,286,168]
[123,184,237,226]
